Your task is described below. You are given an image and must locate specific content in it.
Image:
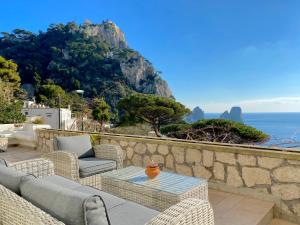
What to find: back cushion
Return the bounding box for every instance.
[55,135,94,158]
[0,163,28,194]
[0,158,7,166]
[20,178,110,225]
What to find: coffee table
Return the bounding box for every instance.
[101,166,208,211]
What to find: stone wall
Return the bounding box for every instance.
[36,129,300,223]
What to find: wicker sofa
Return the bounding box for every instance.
[0,158,214,225]
[44,135,123,189]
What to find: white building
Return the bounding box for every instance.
[22,101,76,130]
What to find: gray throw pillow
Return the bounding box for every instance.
[55,135,95,158]
[20,178,110,225]
[0,164,29,194]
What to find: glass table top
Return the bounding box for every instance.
[102,166,207,195]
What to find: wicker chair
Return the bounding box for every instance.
[43,139,123,189]
[7,158,55,178]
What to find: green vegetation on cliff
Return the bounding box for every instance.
[0,21,172,111]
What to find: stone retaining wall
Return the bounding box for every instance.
[36,129,300,223]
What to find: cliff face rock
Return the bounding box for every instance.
[185,106,205,123]
[220,107,243,123]
[82,20,172,98]
[81,20,127,49]
[116,51,172,98]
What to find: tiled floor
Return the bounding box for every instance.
[0,146,298,225]
[209,189,274,225]
[0,146,41,162]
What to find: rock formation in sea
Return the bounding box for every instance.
[220,106,243,123]
[185,106,205,123]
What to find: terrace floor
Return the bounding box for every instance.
[0,146,297,225]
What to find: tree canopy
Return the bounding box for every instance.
[0,56,25,123]
[92,98,111,130]
[161,119,269,144]
[117,94,190,136]
[0,56,21,90]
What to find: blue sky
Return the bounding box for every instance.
[1,0,300,112]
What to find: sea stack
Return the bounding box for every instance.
[185,106,205,123]
[220,106,243,123]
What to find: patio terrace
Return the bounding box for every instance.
[0,146,296,225]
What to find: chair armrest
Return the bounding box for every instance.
[8,158,55,178]
[43,151,79,181]
[94,144,123,169]
[146,198,214,225]
[0,185,64,225]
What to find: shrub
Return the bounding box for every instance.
[32,118,45,124]
[161,119,269,144]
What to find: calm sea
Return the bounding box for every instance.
[205,113,300,149]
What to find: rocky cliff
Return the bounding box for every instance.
[81,20,172,98]
[0,20,173,109]
[184,106,205,123]
[220,106,243,123]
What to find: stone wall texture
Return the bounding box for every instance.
[36,129,300,223]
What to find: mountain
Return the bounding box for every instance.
[184,106,205,123]
[220,106,243,123]
[0,20,172,109]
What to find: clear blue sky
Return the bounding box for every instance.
[1,0,300,112]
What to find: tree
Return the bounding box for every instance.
[36,84,69,108]
[161,119,269,144]
[117,94,190,137]
[92,98,111,131]
[0,56,21,91]
[0,81,25,124]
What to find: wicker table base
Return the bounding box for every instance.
[101,166,208,211]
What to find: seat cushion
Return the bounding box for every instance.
[55,135,95,158]
[79,157,116,178]
[109,201,159,225]
[74,186,126,210]
[0,164,28,194]
[20,177,110,225]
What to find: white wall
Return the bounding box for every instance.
[22,108,74,130]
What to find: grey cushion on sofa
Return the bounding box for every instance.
[55,135,95,158]
[75,186,159,225]
[0,158,7,166]
[0,164,28,194]
[41,175,159,225]
[109,201,159,225]
[43,175,126,210]
[20,178,110,225]
[79,158,116,178]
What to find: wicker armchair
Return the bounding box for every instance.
[43,143,123,189]
[8,158,55,178]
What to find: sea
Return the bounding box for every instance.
[205,113,300,150]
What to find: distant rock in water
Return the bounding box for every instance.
[220,107,243,123]
[185,106,205,123]
[220,110,230,120]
